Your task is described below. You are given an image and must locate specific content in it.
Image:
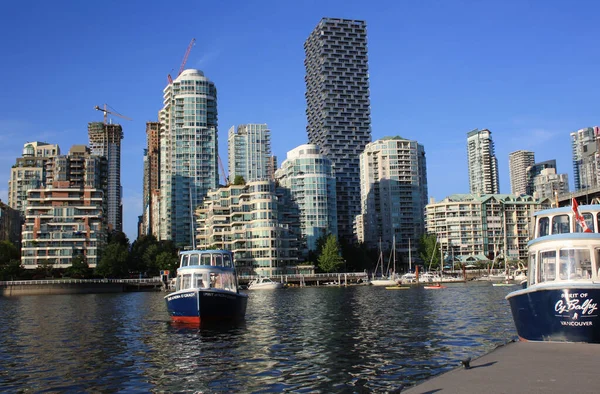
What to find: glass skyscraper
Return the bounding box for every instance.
[159,69,218,247]
[228,124,272,182]
[304,18,371,243]
[467,128,499,194]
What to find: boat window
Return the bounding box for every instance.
[595,249,600,280]
[194,273,205,288]
[538,217,549,237]
[182,274,192,289]
[559,249,591,280]
[209,272,237,292]
[223,253,232,268]
[189,254,199,266]
[551,215,570,234]
[539,250,556,282]
[575,213,595,233]
[213,253,223,267]
[201,254,211,266]
[529,253,537,285]
[175,276,181,291]
[181,254,189,267]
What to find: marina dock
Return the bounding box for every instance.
[404,340,599,393]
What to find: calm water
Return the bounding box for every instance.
[0,283,517,393]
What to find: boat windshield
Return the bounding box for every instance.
[533,248,595,284]
[180,252,234,268]
[175,270,237,292]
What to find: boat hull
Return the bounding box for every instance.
[507,286,600,343]
[165,289,248,325]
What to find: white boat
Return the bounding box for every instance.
[247,276,285,290]
[371,236,398,286]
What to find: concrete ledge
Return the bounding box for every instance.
[404,341,600,393]
[0,283,126,296]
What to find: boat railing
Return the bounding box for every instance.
[0,278,162,286]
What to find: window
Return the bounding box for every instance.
[540,250,556,282]
[529,253,537,285]
[559,249,590,280]
[194,273,205,288]
[182,274,191,289]
[575,213,595,233]
[189,254,199,266]
[181,254,189,267]
[551,215,570,234]
[213,253,223,267]
[538,217,549,237]
[201,254,211,266]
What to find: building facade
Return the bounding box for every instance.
[0,200,22,246]
[142,121,161,237]
[467,129,499,194]
[425,194,552,264]
[571,126,600,191]
[532,168,569,200]
[20,146,108,268]
[195,181,301,277]
[228,124,272,182]
[88,122,123,232]
[305,17,371,242]
[508,150,535,195]
[159,69,219,247]
[8,142,60,213]
[525,160,557,196]
[358,137,428,261]
[275,144,337,254]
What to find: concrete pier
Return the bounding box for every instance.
[404,341,599,393]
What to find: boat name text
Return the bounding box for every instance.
[555,296,598,316]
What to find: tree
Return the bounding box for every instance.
[318,235,344,273]
[66,255,91,278]
[0,240,19,266]
[156,251,178,275]
[96,243,129,278]
[418,233,440,270]
[233,175,246,185]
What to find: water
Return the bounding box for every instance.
[0,282,517,393]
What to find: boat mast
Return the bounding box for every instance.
[408,238,412,272]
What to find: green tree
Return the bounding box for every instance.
[96,243,129,278]
[0,240,19,266]
[233,175,246,185]
[318,235,344,273]
[156,251,178,274]
[418,233,440,270]
[0,240,22,280]
[66,255,91,278]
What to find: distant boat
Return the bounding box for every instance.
[247,276,285,290]
[385,286,410,290]
[371,236,398,286]
[165,249,248,325]
[424,283,446,289]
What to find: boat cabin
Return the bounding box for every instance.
[528,206,600,286]
[173,250,239,293]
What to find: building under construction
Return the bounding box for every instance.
[88,122,123,233]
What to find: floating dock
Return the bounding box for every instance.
[404,341,599,393]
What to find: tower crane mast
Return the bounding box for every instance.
[94,104,132,124]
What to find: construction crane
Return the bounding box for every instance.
[167,38,196,85]
[94,104,132,124]
[218,155,229,186]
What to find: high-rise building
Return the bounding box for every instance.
[305,17,371,242]
[142,122,160,237]
[525,160,557,195]
[21,145,108,269]
[570,126,600,191]
[0,200,22,246]
[275,144,337,255]
[508,150,535,195]
[228,124,272,182]
[8,142,60,213]
[195,180,301,276]
[532,168,569,200]
[88,121,123,232]
[467,129,499,194]
[159,69,218,247]
[358,137,428,260]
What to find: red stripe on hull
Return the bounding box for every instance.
[171,316,201,324]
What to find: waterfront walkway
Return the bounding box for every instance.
[404,340,599,393]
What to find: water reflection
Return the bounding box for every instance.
[0,283,516,392]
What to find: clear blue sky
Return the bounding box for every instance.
[1,0,598,242]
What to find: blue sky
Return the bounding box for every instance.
[1,0,598,242]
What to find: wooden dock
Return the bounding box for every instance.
[403,341,600,393]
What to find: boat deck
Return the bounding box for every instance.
[403,341,599,393]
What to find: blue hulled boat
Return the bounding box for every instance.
[165,250,248,325]
[506,202,600,342]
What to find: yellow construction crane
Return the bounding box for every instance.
[94,104,132,124]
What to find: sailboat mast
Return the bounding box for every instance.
[409,239,412,272]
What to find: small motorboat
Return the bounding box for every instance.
[424,283,446,289]
[247,276,285,290]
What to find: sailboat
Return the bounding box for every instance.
[371,236,398,287]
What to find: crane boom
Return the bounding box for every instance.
[94,104,132,124]
[178,38,196,76]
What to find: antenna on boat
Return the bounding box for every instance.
[190,186,196,249]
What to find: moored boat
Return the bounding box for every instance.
[165,249,248,325]
[506,201,600,342]
[247,276,285,290]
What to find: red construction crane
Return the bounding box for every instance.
[167,38,196,85]
[218,155,229,186]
